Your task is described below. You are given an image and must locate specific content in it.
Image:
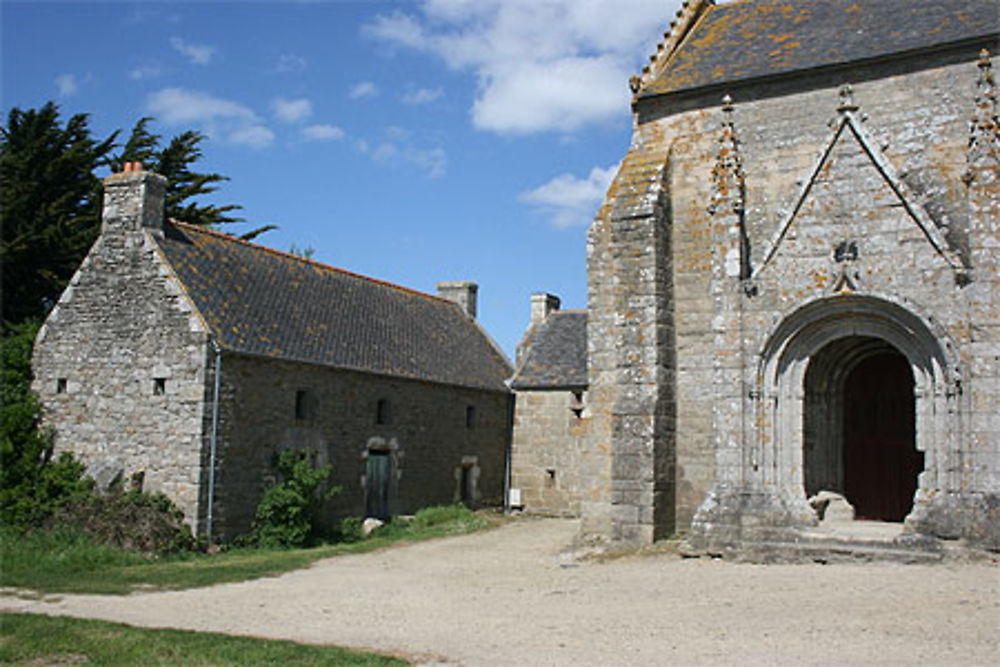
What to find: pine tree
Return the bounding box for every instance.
[0,103,116,324]
[116,118,244,227]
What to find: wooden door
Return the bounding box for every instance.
[365,452,391,520]
[843,352,921,521]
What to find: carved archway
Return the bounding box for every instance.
[757,294,959,524]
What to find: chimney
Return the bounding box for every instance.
[101,162,168,236]
[530,293,560,324]
[437,281,478,319]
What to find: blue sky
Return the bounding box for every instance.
[2,0,682,358]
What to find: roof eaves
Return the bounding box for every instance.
[637,33,999,104]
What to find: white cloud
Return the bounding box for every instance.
[371,143,446,178]
[363,127,446,177]
[55,74,78,97]
[272,97,313,123]
[148,87,255,125]
[519,164,618,228]
[147,87,273,149]
[170,36,216,65]
[302,124,346,141]
[401,87,444,105]
[348,81,378,99]
[274,53,307,73]
[364,0,675,134]
[129,65,161,81]
[228,125,275,149]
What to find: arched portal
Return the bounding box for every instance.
[803,336,922,521]
[758,295,959,527]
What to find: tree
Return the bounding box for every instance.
[0,321,93,530]
[0,103,116,324]
[1,105,266,325]
[115,118,244,227]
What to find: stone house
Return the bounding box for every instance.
[32,164,513,541]
[509,294,588,516]
[581,0,999,554]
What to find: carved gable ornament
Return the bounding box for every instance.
[752,85,966,288]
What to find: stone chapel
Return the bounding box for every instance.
[561,0,998,556]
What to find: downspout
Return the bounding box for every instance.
[503,383,515,514]
[206,338,222,542]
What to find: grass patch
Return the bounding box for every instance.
[0,612,406,665]
[1,505,497,595]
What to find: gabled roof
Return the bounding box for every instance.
[156,221,511,393]
[642,0,1000,99]
[511,311,587,390]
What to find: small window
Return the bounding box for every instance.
[56,378,67,394]
[376,398,391,425]
[295,389,308,419]
[465,405,476,429]
[570,391,584,420]
[153,378,166,396]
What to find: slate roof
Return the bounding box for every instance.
[511,311,587,390]
[643,0,1000,99]
[156,221,511,393]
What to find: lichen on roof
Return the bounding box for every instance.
[156,221,512,392]
[641,0,1000,99]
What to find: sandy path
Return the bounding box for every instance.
[3,518,998,665]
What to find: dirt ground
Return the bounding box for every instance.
[3,517,998,665]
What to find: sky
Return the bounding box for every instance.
[2,0,684,358]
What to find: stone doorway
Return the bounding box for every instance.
[803,336,922,522]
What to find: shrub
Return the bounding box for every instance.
[245,449,340,548]
[0,321,94,531]
[51,489,197,556]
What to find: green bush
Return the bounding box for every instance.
[51,488,197,556]
[244,449,340,548]
[0,321,94,531]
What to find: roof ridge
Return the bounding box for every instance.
[633,0,714,95]
[168,220,454,306]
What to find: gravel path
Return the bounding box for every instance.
[3,518,998,665]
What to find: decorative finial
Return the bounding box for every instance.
[709,94,745,216]
[629,75,642,94]
[965,49,999,177]
[837,84,858,113]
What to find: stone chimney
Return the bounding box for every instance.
[530,293,560,324]
[437,281,478,319]
[101,162,168,236]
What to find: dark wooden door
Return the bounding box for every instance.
[365,452,391,520]
[843,352,921,521]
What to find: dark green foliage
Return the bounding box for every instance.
[0,321,93,530]
[245,449,340,548]
[115,118,244,227]
[1,105,264,326]
[51,488,196,556]
[0,103,116,323]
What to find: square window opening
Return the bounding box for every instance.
[153,378,166,396]
[465,405,476,429]
[56,378,67,394]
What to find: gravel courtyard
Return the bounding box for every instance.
[3,517,998,665]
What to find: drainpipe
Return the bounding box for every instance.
[503,385,515,514]
[206,338,222,542]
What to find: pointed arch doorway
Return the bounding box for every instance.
[803,336,923,522]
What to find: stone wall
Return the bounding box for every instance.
[510,389,590,517]
[210,353,510,539]
[33,171,212,533]
[587,45,999,548]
